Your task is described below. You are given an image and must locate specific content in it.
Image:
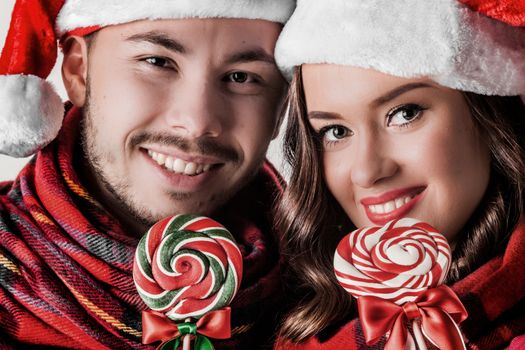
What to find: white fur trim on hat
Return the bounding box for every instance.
[275,0,525,96]
[57,0,296,35]
[0,75,64,158]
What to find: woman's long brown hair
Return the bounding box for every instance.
[275,66,525,342]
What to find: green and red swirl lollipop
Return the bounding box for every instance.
[133,214,243,321]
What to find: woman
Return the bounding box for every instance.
[274,1,525,349]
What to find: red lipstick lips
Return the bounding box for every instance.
[361,186,425,225]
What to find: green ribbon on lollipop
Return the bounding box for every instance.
[155,319,215,350]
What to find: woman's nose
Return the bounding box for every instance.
[349,133,399,188]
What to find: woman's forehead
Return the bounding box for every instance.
[301,64,441,112]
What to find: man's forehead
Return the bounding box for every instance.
[112,17,281,41]
[103,18,281,64]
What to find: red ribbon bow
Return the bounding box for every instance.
[358,285,468,350]
[142,307,232,345]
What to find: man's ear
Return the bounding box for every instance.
[61,36,90,107]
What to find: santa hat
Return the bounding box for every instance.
[275,0,525,96]
[459,0,525,26]
[0,0,295,158]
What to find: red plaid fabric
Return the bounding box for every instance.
[276,218,525,350]
[0,106,285,349]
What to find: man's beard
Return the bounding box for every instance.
[80,89,158,228]
[79,80,265,230]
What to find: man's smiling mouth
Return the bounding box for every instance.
[146,150,214,176]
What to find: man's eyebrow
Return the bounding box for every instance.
[371,82,434,107]
[308,111,344,120]
[125,31,186,54]
[224,49,276,65]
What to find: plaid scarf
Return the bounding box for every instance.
[0,106,285,349]
[277,217,525,350]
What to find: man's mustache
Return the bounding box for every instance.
[130,132,239,163]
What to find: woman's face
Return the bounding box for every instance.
[302,64,491,241]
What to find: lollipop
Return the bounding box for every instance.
[334,218,467,350]
[134,214,243,349]
[334,218,451,304]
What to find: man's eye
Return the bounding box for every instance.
[227,72,254,84]
[144,57,172,69]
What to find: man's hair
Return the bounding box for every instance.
[84,31,98,51]
[275,66,525,342]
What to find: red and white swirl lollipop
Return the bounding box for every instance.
[334,218,451,304]
[133,214,243,321]
[334,218,467,350]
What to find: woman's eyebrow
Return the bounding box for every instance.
[308,111,344,120]
[370,82,434,107]
[308,82,436,120]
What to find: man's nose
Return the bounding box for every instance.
[163,77,225,139]
[349,133,398,189]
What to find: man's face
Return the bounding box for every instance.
[78,18,286,232]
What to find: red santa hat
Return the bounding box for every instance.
[0,0,295,158]
[276,0,525,97]
[458,0,525,26]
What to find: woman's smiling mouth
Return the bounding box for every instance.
[360,186,426,225]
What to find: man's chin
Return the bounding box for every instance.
[139,196,226,221]
[153,200,227,219]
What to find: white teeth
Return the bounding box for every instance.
[173,159,186,174]
[384,201,395,213]
[196,164,204,174]
[156,153,166,165]
[368,195,415,215]
[165,156,174,170]
[147,150,213,176]
[184,162,197,175]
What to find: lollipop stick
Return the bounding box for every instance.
[183,318,192,350]
[412,320,428,350]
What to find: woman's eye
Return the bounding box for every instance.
[387,104,425,127]
[320,125,351,142]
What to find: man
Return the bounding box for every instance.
[0,0,293,348]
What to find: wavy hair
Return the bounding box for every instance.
[275,66,525,342]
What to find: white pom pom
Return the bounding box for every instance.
[0,75,64,158]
